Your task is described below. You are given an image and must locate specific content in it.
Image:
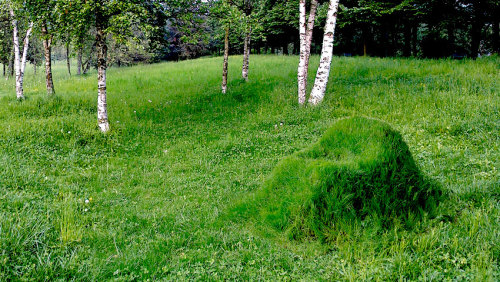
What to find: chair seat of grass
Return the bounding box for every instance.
[233,117,442,242]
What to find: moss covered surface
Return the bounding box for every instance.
[233,117,442,241]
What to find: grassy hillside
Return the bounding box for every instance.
[0,55,498,280]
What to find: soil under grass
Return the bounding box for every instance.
[0,55,498,280]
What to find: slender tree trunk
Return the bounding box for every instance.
[8,48,14,77]
[362,26,369,56]
[41,23,55,95]
[298,0,318,105]
[66,43,71,76]
[298,0,307,104]
[19,23,33,97]
[83,54,92,75]
[2,63,5,77]
[96,25,110,132]
[308,0,340,105]
[492,20,499,54]
[222,25,230,94]
[11,9,21,98]
[83,58,91,74]
[77,48,82,75]
[82,44,95,75]
[33,63,36,75]
[10,9,33,100]
[242,31,251,81]
[304,0,318,70]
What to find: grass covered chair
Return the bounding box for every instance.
[232,117,442,241]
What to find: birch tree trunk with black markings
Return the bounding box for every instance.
[297,0,318,105]
[242,31,250,81]
[221,25,229,94]
[41,22,55,95]
[96,23,110,132]
[309,0,339,105]
[10,8,33,100]
[297,0,307,104]
[304,0,318,81]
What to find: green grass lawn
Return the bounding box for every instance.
[0,55,498,280]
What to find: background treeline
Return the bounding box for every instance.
[144,0,500,61]
[0,0,498,75]
[161,0,500,60]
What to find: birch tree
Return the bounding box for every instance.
[297,0,318,105]
[308,0,339,105]
[241,24,251,81]
[40,22,54,94]
[222,24,230,93]
[220,0,234,94]
[213,0,241,94]
[62,0,156,132]
[8,5,33,100]
[25,0,59,95]
[239,0,253,81]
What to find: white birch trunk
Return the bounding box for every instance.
[10,9,33,100]
[222,26,230,94]
[297,0,318,105]
[242,32,251,81]
[297,0,307,105]
[42,23,55,95]
[309,0,340,106]
[304,0,318,76]
[96,27,110,132]
[20,22,33,79]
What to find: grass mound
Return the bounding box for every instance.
[234,117,442,241]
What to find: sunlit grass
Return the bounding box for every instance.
[0,55,498,280]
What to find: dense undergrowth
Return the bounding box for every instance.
[0,55,498,280]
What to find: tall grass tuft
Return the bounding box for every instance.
[58,192,82,245]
